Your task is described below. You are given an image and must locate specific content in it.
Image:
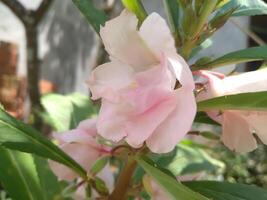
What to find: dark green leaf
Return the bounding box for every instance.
[194,112,220,125]
[90,156,109,175]
[184,181,267,200]
[72,0,107,33]
[192,46,267,70]
[135,155,210,200]
[41,93,97,131]
[0,108,87,178]
[33,156,62,200]
[0,147,43,200]
[197,91,267,111]
[163,0,180,35]
[218,0,267,17]
[121,0,147,22]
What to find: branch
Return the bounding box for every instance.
[0,0,29,24]
[33,0,54,25]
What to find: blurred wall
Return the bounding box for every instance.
[0,0,249,94]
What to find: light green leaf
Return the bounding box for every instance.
[184,181,267,200]
[218,0,267,16]
[0,108,87,178]
[155,144,224,176]
[198,91,267,111]
[0,147,43,200]
[192,46,267,70]
[163,0,180,35]
[190,39,213,58]
[194,112,220,125]
[33,156,62,200]
[41,93,97,131]
[135,155,210,200]
[121,0,147,22]
[72,0,107,33]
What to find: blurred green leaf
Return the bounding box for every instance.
[194,112,220,125]
[0,147,43,200]
[41,93,97,131]
[192,46,267,70]
[184,181,267,200]
[190,39,213,58]
[72,0,107,33]
[90,156,109,175]
[218,0,267,16]
[0,108,87,178]
[163,0,180,35]
[121,0,147,22]
[135,155,210,200]
[155,144,224,176]
[198,91,267,111]
[33,156,62,200]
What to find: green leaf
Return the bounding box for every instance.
[190,39,213,58]
[135,155,210,200]
[218,0,267,17]
[194,112,220,125]
[0,108,87,178]
[0,147,43,200]
[33,156,62,200]
[72,0,107,33]
[90,156,109,175]
[155,144,224,176]
[184,181,267,200]
[163,0,180,34]
[192,46,267,70]
[41,93,97,131]
[121,0,147,22]
[197,91,267,111]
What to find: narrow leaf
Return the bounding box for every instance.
[121,0,147,22]
[0,108,87,178]
[192,46,267,70]
[41,93,97,131]
[163,0,180,34]
[218,0,267,17]
[184,181,267,200]
[33,156,62,200]
[197,91,267,111]
[0,147,43,200]
[72,0,107,33]
[135,155,210,200]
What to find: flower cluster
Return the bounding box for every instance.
[49,9,267,199]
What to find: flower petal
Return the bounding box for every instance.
[221,111,257,153]
[49,143,100,180]
[100,10,157,69]
[167,53,195,90]
[88,61,134,101]
[139,13,176,58]
[146,89,196,153]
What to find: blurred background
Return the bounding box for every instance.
[0,0,267,197]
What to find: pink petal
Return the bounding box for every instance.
[100,10,157,69]
[49,143,100,180]
[88,61,134,101]
[222,111,257,153]
[243,111,267,145]
[124,88,177,147]
[166,53,195,90]
[223,68,267,95]
[139,13,176,58]
[97,99,127,142]
[53,129,93,145]
[77,118,97,135]
[146,89,196,153]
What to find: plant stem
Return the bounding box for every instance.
[180,0,218,59]
[109,156,137,200]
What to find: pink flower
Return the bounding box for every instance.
[196,69,267,152]
[49,118,109,180]
[88,10,196,153]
